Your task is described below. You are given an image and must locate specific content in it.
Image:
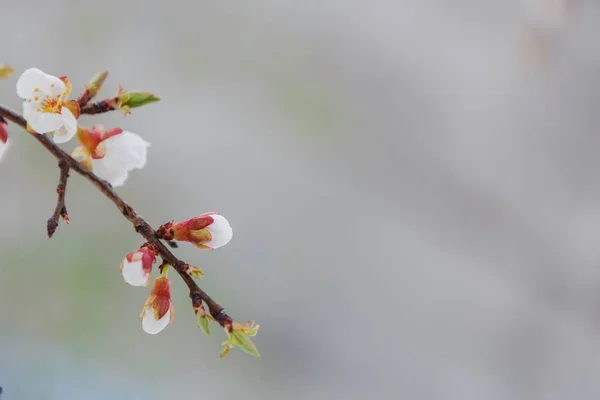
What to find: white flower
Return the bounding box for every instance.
[16,68,77,143]
[204,214,233,250]
[120,247,155,287]
[142,308,172,335]
[89,131,150,187]
[140,276,174,335]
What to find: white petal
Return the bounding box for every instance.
[121,259,148,286]
[22,101,41,122]
[0,140,9,162]
[142,308,170,335]
[91,158,130,187]
[52,107,77,143]
[26,111,63,134]
[103,131,150,170]
[16,68,64,99]
[206,214,233,249]
[90,131,150,186]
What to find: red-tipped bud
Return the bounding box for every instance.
[140,276,174,335]
[0,118,7,144]
[0,118,8,162]
[165,213,233,250]
[120,246,156,287]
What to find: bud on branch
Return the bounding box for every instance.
[0,65,259,358]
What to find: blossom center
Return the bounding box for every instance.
[38,95,62,114]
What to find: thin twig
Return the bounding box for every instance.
[0,104,233,328]
[80,97,118,115]
[77,91,93,108]
[47,161,70,238]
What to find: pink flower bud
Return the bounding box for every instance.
[120,246,156,287]
[167,213,233,250]
[0,118,7,144]
[140,276,174,335]
[0,118,8,162]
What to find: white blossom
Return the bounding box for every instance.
[16,68,77,143]
[90,131,150,187]
[120,248,155,287]
[142,308,171,335]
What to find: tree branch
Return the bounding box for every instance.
[80,97,118,115]
[0,104,233,328]
[47,161,70,238]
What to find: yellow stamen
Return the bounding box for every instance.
[39,96,62,114]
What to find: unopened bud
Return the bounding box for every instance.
[87,71,109,93]
[0,118,9,162]
[161,213,233,250]
[120,246,157,287]
[117,90,160,110]
[183,264,204,279]
[140,276,174,335]
[0,117,7,144]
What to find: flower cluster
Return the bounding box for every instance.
[1,65,259,357]
[121,214,233,335]
[12,67,151,187]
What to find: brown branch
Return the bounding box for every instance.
[47,161,70,238]
[80,97,118,115]
[0,104,233,328]
[77,91,94,108]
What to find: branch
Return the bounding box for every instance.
[80,97,118,115]
[0,104,233,328]
[47,161,70,238]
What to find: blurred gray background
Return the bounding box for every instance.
[1,0,600,399]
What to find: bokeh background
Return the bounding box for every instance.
[1,0,600,399]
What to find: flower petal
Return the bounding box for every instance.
[142,308,171,335]
[102,131,150,170]
[0,139,9,162]
[206,214,233,249]
[22,101,41,121]
[89,130,150,186]
[26,111,63,134]
[16,68,64,99]
[91,157,130,187]
[121,259,149,286]
[52,107,77,143]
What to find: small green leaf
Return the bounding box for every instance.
[220,342,234,358]
[197,315,211,336]
[119,91,160,109]
[230,331,260,358]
